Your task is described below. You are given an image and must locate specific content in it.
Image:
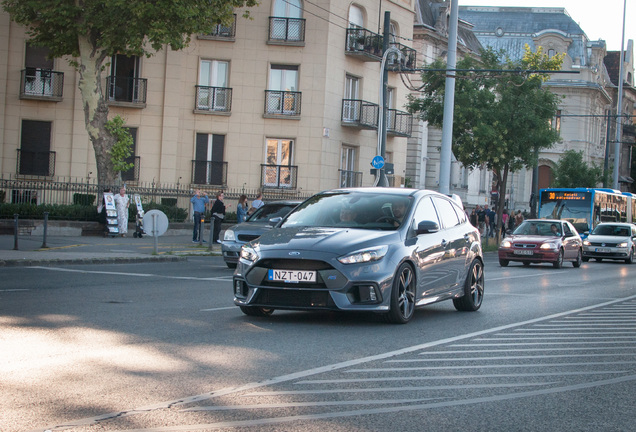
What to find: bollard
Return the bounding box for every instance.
[207,217,214,251]
[152,213,159,255]
[41,212,49,249]
[13,214,19,250]
[198,214,205,245]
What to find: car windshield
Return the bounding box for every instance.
[513,221,562,237]
[281,191,413,230]
[591,225,631,237]
[247,203,298,222]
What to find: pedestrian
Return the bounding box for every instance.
[113,186,130,237]
[237,194,249,223]
[501,210,509,236]
[469,208,478,228]
[190,189,209,243]
[486,205,496,237]
[249,192,264,215]
[515,210,524,227]
[211,191,231,244]
[476,205,486,236]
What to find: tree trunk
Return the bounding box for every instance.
[76,35,117,187]
[494,165,509,244]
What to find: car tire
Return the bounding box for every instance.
[226,262,237,269]
[499,259,509,267]
[573,249,582,268]
[239,306,274,317]
[385,263,416,324]
[553,249,564,269]
[453,259,484,312]
[625,249,634,264]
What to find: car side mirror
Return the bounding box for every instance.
[269,217,283,227]
[416,220,440,235]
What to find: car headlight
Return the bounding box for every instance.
[240,245,259,262]
[583,240,591,246]
[540,243,558,250]
[224,229,235,242]
[500,240,512,248]
[338,245,388,264]
[617,242,628,248]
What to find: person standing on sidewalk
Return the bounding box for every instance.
[191,189,209,243]
[211,191,231,244]
[113,187,130,237]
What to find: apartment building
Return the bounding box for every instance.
[0,1,416,198]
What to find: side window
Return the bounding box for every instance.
[452,203,467,224]
[432,197,461,228]
[413,196,439,228]
[563,223,573,235]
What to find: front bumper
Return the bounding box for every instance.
[498,249,560,263]
[582,246,629,260]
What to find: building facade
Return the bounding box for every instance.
[0,1,416,202]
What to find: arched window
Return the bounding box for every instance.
[349,4,364,27]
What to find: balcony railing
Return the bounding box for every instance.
[268,17,306,44]
[345,27,383,61]
[261,164,298,189]
[121,156,141,182]
[341,99,379,129]
[386,109,413,137]
[20,68,64,101]
[201,14,236,40]
[387,42,417,71]
[191,160,228,186]
[195,86,232,113]
[107,76,147,106]
[265,90,302,116]
[339,169,362,188]
[17,149,56,177]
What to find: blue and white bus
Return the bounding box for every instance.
[538,188,634,236]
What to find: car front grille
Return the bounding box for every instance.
[238,234,260,242]
[259,259,334,270]
[588,242,619,247]
[253,288,336,309]
[513,243,536,249]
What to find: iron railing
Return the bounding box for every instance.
[16,149,56,177]
[207,14,236,39]
[386,109,413,137]
[195,86,232,112]
[191,160,228,186]
[268,16,306,43]
[265,90,302,116]
[387,42,417,71]
[260,164,298,189]
[341,99,379,129]
[339,170,362,188]
[345,27,383,60]
[20,69,64,101]
[107,76,147,104]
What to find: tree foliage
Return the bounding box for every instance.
[104,115,134,174]
[2,0,258,185]
[551,150,605,188]
[407,45,564,238]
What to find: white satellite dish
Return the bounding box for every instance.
[143,210,169,237]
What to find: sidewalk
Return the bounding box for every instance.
[0,231,222,267]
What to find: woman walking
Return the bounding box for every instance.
[237,194,249,223]
[113,187,130,236]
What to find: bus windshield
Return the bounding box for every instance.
[538,191,590,233]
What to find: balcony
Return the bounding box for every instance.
[261,164,298,189]
[195,86,232,113]
[107,76,147,108]
[345,27,382,61]
[17,149,56,177]
[199,14,236,41]
[121,156,140,182]
[20,68,64,101]
[264,90,302,117]
[191,160,228,186]
[339,169,362,188]
[387,42,417,71]
[386,109,413,137]
[341,99,379,129]
[268,17,306,45]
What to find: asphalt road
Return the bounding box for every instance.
[1,254,635,432]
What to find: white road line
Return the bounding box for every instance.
[487,271,568,281]
[200,307,236,312]
[0,289,29,292]
[180,398,438,412]
[26,266,232,281]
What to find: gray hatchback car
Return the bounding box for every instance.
[233,188,484,324]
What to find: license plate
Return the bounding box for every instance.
[514,250,534,255]
[595,248,611,253]
[268,269,316,283]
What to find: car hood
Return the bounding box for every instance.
[252,226,399,253]
[227,221,273,233]
[586,234,630,243]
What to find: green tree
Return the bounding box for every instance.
[408,45,563,239]
[104,115,134,175]
[551,150,604,188]
[2,0,257,185]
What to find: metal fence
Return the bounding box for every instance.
[0,176,314,221]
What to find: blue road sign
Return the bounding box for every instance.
[371,155,385,169]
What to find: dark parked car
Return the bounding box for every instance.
[582,222,636,263]
[222,200,301,268]
[233,188,484,324]
[498,219,583,268]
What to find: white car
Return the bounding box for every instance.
[582,222,636,263]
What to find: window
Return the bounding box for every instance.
[271,0,303,41]
[121,128,138,182]
[413,197,439,228]
[198,60,230,111]
[193,133,226,185]
[23,43,59,97]
[340,145,358,187]
[19,120,53,176]
[343,75,360,121]
[267,65,300,115]
[552,109,561,132]
[348,5,364,27]
[109,54,143,102]
[432,197,461,228]
[265,139,294,187]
